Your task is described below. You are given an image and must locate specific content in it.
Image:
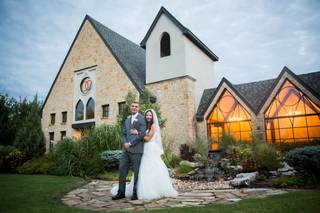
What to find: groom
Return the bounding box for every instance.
[112,101,146,200]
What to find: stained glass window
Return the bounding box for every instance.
[207,89,252,149]
[265,80,320,143]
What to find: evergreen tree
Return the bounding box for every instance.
[13,95,45,158]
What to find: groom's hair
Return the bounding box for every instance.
[131,101,139,105]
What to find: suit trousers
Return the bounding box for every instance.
[118,151,142,195]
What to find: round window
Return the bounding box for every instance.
[80,77,92,94]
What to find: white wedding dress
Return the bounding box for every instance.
[111,109,178,200]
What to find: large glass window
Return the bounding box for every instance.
[207,89,252,149]
[265,80,320,143]
[75,100,84,121]
[160,32,171,57]
[86,98,95,119]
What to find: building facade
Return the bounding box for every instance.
[41,7,320,152]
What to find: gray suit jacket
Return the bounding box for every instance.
[122,113,146,154]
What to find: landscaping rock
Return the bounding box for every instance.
[278,162,296,176]
[180,160,203,168]
[230,172,258,187]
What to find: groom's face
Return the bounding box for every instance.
[130,102,139,114]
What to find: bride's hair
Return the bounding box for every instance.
[144,110,154,132]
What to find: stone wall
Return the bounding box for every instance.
[41,20,138,151]
[146,76,196,152]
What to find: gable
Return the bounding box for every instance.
[140,7,218,61]
[41,16,146,113]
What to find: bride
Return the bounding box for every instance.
[111,109,178,200]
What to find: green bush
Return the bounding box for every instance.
[161,135,181,168]
[16,152,57,174]
[88,124,122,151]
[78,137,104,177]
[178,163,193,174]
[2,148,28,172]
[274,176,308,188]
[190,137,210,159]
[285,145,320,177]
[273,140,320,153]
[253,143,281,172]
[101,150,122,170]
[229,145,256,172]
[54,138,80,176]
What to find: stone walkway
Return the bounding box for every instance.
[62,179,289,211]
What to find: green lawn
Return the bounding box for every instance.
[0,174,320,213]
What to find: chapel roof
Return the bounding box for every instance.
[196,68,320,121]
[87,15,146,92]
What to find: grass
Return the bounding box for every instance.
[1,174,320,213]
[97,170,133,181]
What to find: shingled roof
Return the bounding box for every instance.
[196,68,320,121]
[140,7,219,62]
[42,15,146,111]
[87,16,146,92]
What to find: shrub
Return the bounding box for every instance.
[101,150,122,170]
[273,140,320,153]
[16,152,57,174]
[229,145,256,172]
[285,145,320,178]
[253,143,281,172]
[219,133,238,151]
[178,163,193,174]
[2,148,28,172]
[274,176,308,188]
[161,135,181,168]
[54,138,80,176]
[190,137,210,159]
[88,124,122,151]
[180,144,195,162]
[78,137,104,177]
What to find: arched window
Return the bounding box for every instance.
[75,100,84,121]
[160,32,171,57]
[86,98,95,119]
[207,89,252,150]
[265,80,320,144]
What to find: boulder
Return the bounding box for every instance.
[179,160,203,168]
[278,162,296,176]
[230,172,258,187]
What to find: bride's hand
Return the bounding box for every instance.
[130,128,139,135]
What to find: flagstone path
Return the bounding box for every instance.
[62,179,290,211]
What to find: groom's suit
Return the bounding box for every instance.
[118,113,146,196]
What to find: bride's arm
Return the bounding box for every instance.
[144,124,156,142]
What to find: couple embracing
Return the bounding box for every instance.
[111,101,178,200]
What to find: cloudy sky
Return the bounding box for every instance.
[0,0,319,101]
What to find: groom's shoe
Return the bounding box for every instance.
[112,192,125,200]
[131,193,138,200]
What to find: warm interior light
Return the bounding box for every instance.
[286,110,302,116]
[228,116,244,122]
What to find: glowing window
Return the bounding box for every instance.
[265,80,320,143]
[207,89,252,149]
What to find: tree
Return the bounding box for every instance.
[13,95,45,158]
[0,94,17,146]
[118,90,166,128]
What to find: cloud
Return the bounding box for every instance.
[0,0,319,101]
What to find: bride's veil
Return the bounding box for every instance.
[145,109,164,155]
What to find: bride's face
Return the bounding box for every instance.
[145,111,153,122]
